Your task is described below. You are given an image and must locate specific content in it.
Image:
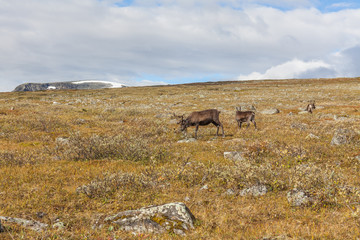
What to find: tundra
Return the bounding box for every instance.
[175,109,224,138]
[235,106,256,129]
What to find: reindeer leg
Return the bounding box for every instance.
[253,120,257,129]
[221,123,224,137]
[239,122,242,129]
[194,124,199,138]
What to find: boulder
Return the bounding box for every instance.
[331,128,356,145]
[0,216,48,232]
[224,151,245,161]
[260,108,280,115]
[177,138,196,143]
[239,184,268,197]
[287,189,313,207]
[104,202,195,235]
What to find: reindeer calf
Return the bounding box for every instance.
[176,109,224,138]
[235,107,256,129]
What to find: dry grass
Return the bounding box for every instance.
[1,78,360,239]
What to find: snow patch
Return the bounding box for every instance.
[47,86,56,90]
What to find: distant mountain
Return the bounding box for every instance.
[13,80,126,92]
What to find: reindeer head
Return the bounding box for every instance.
[174,114,187,132]
[236,106,242,111]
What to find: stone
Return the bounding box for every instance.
[239,185,268,197]
[260,108,280,115]
[224,151,245,161]
[0,220,4,233]
[305,133,319,139]
[290,123,308,131]
[225,189,236,196]
[177,138,196,143]
[200,184,209,191]
[287,189,313,207]
[331,128,356,145]
[52,220,65,230]
[0,216,48,232]
[104,202,195,235]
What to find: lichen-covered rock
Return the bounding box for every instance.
[0,216,48,232]
[104,202,195,235]
[177,138,196,143]
[260,108,280,115]
[224,151,245,161]
[331,128,356,145]
[287,189,313,207]
[239,184,268,197]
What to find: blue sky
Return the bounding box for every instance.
[0,0,360,91]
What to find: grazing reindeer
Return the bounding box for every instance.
[235,106,256,129]
[175,109,224,138]
[305,101,316,114]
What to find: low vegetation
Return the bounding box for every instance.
[1,78,360,239]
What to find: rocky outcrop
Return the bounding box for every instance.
[13,81,125,92]
[104,202,195,236]
[331,128,357,145]
[0,216,48,232]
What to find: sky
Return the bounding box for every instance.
[0,0,360,92]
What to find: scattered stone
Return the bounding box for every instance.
[225,189,236,196]
[36,212,46,219]
[297,111,308,114]
[200,184,209,191]
[177,138,196,143]
[239,185,268,197]
[260,108,280,115]
[184,196,190,202]
[104,202,195,235]
[331,128,356,145]
[355,155,360,162]
[287,189,313,207]
[52,220,65,230]
[334,115,349,121]
[305,133,319,139]
[55,137,69,145]
[0,220,4,233]
[224,151,245,161]
[290,123,308,131]
[0,216,48,232]
[169,119,178,124]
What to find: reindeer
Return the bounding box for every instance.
[175,109,224,138]
[305,101,316,114]
[235,106,256,129]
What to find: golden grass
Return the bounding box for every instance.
[0,78,360,239]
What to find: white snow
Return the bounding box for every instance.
[47,86,56,90]
[71,80,125,88]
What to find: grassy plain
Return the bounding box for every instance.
[0,78,360,239]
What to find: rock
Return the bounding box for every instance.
[287,189,313,207]
[331,128,356,145]
[55,137,69,145]
[355,155,360,162]
[290,123,308,131]
[104,202,195,235]
[225,189,236,196]
[305,133,319,139]
[239,185,268,197]
[0,216,48,232]
[177,138,196,143]
[52,220,65,230]
[184,196,191,202]
[224,151,245,161]
[297,111,308,114]
[260,108,280,115]
[200,184,209,191]
[0,220,4,233]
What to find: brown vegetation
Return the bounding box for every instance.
[0,78,360,239]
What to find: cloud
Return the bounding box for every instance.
[0,1,360,91]
[237,59,335,80]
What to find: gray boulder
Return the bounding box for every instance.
[0,216,48,232]
[331,128,356,145]
[224,151,245,161]
[287,189,313,207]
[260,108,280,115]
[104,202,195,235]
[239,184,268,197]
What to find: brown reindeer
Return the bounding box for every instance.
[175,109,224,138]
[235,106,256,129]
[305,101,316,113]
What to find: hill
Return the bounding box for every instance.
[0,77,360,239]
[13,80,125,92]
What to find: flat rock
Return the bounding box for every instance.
[287,189,313,207]
[260,108,280,115]
[224,151,245,161]
[104,202,195,235]
[239,185,268,197]
[0,216,48,232]
[177,138,196,143]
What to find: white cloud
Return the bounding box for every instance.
[237,59,335,80]
[0,1,360,91]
